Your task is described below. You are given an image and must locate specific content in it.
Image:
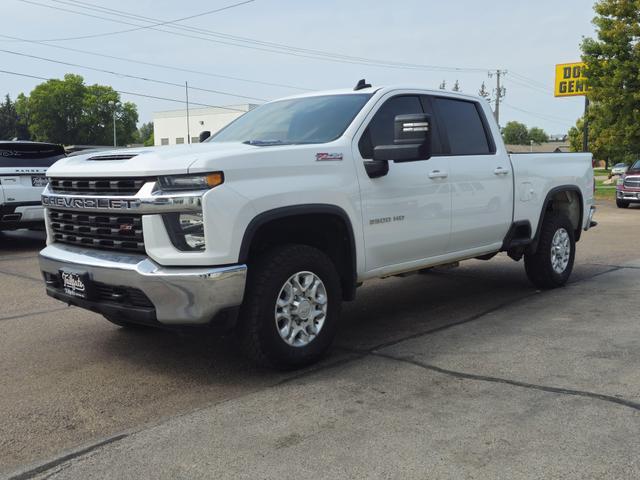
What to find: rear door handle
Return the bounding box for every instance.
[428,170,448,179]
[494,167,510,176]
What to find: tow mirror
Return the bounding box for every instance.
[199,131,211,142]
[373,114,432,163]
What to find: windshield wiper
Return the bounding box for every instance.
[242,139,288,146]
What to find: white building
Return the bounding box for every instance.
[153,104,257,146]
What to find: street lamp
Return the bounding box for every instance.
[109,101,121,147]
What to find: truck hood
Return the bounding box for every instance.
[46,143,261,178]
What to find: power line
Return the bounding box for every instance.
[28,0,256,42]
[502,102,574,126]
[0,68,247,111]
[0,48,267,102]
[510,71,550,90]
[18,0,491,73]
[507,77,550,96]
[0,33,312,92]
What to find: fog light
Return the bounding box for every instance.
[163,212,205,251]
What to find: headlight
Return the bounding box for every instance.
[617,176,625,186]
[158,172,224,191]
[163,212,206,251]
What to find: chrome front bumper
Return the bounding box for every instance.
[39,243,247,325]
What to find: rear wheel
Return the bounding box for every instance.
[237,244,342,369]
[616,198,630,209]
[524,212,575,290]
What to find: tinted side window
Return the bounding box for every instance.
[434,98,492,155]
[358,96,423,159]
[420,96,444,155]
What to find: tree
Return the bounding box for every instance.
[452,80,460,92]
[502,121,529,145]
[577,0,640,165]
[478,82,490,101]
[528,127,549,144]
[17,74,139,145]
[137,121,154,146]
[0,95,17,140]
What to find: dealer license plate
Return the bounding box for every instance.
[31,176,48,187]
[60,271,91,299]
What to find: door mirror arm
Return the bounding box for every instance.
[364,160,389,178]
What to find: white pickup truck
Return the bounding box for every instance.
[39,84,596,368]
[1,141,65,231]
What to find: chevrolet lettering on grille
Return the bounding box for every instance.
[42,195,137,210]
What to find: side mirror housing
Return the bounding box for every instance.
[373,114,432,163]
[199,131,211,142]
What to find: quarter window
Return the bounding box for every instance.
[434,98,492,155]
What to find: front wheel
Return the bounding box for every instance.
[616,198,630,209]
[237,244,342,369]
[524,212,575,290]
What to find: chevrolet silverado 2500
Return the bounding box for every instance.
[1,141,65,231]
[39,84,596,368]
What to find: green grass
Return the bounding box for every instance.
[595,186,616,200]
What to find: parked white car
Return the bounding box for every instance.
[38,83,596,368]
[1,141,65,231]
[611,162,629,176]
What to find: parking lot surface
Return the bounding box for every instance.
[2,201,640,479]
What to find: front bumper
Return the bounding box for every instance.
[39,243,247,326]
[617,190,640,202]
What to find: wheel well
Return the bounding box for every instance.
[241,210,357,301]
[532,188,583,252]
[546,189,582,237]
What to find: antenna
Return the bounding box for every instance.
[354,79,372,91]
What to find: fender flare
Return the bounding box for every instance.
[531,185,584,252]
[238,204,358,298]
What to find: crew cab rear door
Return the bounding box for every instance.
[431,97,513,253]
[354,93,451,272]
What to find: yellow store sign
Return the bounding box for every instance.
[554,62,590,97]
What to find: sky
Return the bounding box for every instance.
[1,0,597,135]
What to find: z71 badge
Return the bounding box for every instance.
[315,152,343,161]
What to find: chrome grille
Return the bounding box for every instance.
[48,209,144,253]
[49,177,149,196]
[623,177,640,189]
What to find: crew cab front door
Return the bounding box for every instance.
[354,94,451,273]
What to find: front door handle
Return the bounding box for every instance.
[494,167,510,176]
[428,170,448,179]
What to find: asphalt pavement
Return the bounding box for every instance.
[2,201,639,479]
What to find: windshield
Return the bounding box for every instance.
[209,94,372,145]
[614,163,626,168]
[632,160,640,170]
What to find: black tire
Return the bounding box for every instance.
[237,244,342,369]
[524,212,575,290]
[616,198,630,209]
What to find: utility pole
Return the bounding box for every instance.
[583,96,589,153]
[109,100,120,147]
[185,81,191,144]
[488,70,507,127]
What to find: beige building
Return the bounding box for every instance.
[153,104,257,146]
[506,142,570,153]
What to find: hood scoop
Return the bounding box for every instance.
[88,153,140,161]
